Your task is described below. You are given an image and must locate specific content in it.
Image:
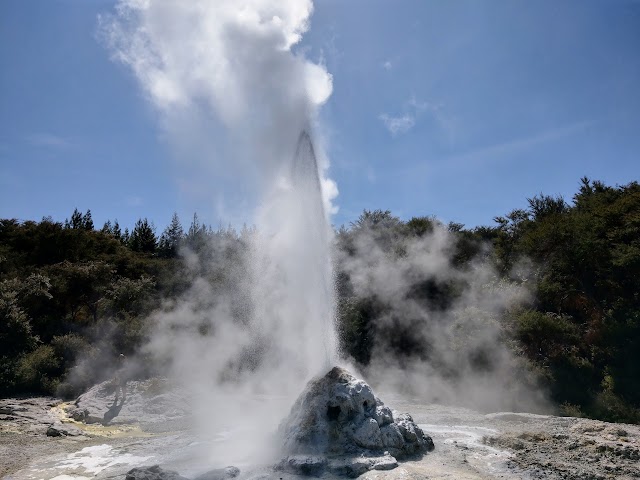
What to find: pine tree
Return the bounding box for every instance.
[158,212,184,258]
[68,208,83,229]
[101,220,112,235]
[112,220,123,242]
[82,210,94,230]
[187,213,201,240]
[130,218,157,253]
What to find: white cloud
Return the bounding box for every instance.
[382,60,392,70]
[378,113,416,136]
[379,95,450,138]
[408,95,436,112]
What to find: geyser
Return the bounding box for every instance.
[102,0,339,387]
[249,127,337,380]
[100,0,401,472]
[290,129,337,367]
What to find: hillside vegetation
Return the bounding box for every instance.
[0,178,638,423]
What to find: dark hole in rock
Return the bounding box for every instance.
[327,405,340,421]
[363,401,368,408]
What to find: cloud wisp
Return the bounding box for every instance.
[397,119,597,180]
[379,113,416,136]
[379,95,444,137]
[447,119,596,167]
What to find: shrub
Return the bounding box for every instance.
[51,333,90,368]
[560,402,585,418]
[15,345,61,394]
[515,310,580,358]
[0,356,17,395]
[591,389,640,424]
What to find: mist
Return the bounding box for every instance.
[335,215,550,414]
[99,0,336,217]
[99,0,338,468]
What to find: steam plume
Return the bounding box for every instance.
[336,220,550,413]
[100,0,338,468]
[99,0,337,212]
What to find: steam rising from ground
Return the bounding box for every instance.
[337,219,550,413]
[101,0,337,466]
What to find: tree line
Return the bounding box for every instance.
[60,209,250,258]
[0,177,638,423]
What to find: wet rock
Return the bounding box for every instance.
[46,426,63,437]
[380,423,404,450]
[278,366,434,476]
[71,408,88,422]
[67,378,190,428]
[126,465,190,480]
[45,423,83,437]
[277,455,327,476]
[327,457,373,478]
[372,454,398,470]
[373,405,393,427]
[193,466,240,480]
[353,418,383,450]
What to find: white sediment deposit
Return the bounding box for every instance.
[277,367,435,477]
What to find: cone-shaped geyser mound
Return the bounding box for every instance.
[277,367,434,477]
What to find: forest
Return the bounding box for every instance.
[1,177,638,424]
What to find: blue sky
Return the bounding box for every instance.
[1,1,639,232]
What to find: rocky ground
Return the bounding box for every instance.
[483,413,640,479]
[1,380,639,479]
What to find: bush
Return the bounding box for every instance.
[515,310,580,358]
[560,402,585,418]
[0,356,17,395]
[51,333,90,368]
[591,389,640,424]
[15,345,61,394]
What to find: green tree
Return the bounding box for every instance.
[101,220,112,235]
[0,277,45,357]
[185,213,209,251]
[130,218,157,253]
[45,261,115,326]
[112,220,122,241]
[67,208,83,229]
[82,210,94,230]
[158,212,184,258]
